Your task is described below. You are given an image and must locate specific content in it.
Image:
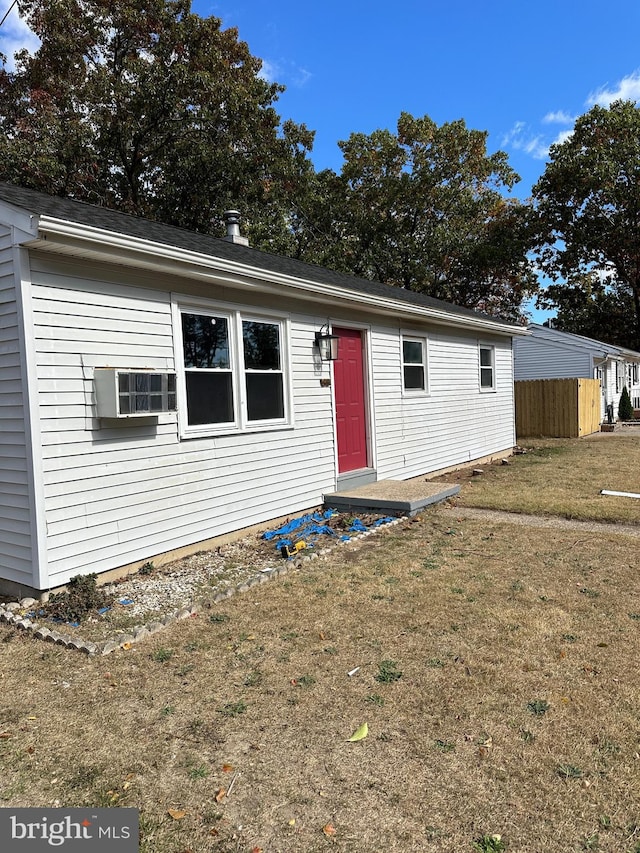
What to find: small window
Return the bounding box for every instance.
[479,345,495,391]
[402,335,427,393]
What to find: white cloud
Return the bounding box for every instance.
[258,58,279,83]
[502,122,549,160]
[0,1,39,70]
[587,70,640,106]
[551,129,573,146]
[542,110,575,125]
[257,56,311,88]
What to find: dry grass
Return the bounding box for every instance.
[3,434,640,851]
[2,504,640,852]
[450,433,640,524]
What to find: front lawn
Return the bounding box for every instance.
[2,502,640,852]
[451,434,640,524]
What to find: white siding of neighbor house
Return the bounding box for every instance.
[30,255,337,587]
[513,326,640,419]
[0,228,35,586]
[372,325,514,480]
[513,334,591,381]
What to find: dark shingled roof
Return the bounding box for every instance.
[0,181,518,330]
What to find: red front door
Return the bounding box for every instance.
[333,327,368,473]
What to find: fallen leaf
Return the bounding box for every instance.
[122,642,132,651]
[251,847,263,853]
[323,823,337,837]
[0,732,12,739]
[319,632,326,640]
[26,746,35,754]
[348,722,368,742]
[214,788,226,803]
[167,808,187,820]
[222,763,234,772]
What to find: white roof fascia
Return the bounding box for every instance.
[27,215,527,338]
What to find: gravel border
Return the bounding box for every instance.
[0,518,405,655]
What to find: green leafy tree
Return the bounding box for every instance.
[0,0,315,242]
[293,112,537,321]
[533,100,640,349]
[537,273,638,349]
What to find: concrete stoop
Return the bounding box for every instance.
[324,479,460,517]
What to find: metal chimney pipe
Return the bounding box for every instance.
[223,210,249,246]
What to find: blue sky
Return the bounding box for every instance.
[3,0,640,321]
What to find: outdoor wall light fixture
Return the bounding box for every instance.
[314,325,339,361]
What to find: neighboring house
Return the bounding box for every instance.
[0,183,527,595]
[514,323,640,419]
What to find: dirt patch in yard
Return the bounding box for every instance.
[2,509,640,852]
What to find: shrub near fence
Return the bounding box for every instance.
[515,378,601,438]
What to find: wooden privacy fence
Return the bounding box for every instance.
[515,378,601,438]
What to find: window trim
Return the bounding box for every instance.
[400,331,429,396]
[479,344,496,392]
[173,297,293,438]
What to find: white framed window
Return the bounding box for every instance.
[401,333,428,394]
[176,302,291,436]
[242,317,286,422]
[479,344,496,391]
[182,311,236,427]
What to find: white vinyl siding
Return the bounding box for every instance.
[9,246,519,591]
[514,333,591,380]
[0,227,34,586]
[29,256,335,586]
[373,325,515,481]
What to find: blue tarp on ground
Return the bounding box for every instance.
[262,510,396,558]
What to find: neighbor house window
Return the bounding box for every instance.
[178,305,290,434]
[401,334,428,393]
[479,345,495,391]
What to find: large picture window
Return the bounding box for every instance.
[401,334,428,393]
[178,305,289,433]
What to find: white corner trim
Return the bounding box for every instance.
[12,242,49,589]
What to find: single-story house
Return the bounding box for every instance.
[514,323,640,420]
[0,182,527,596]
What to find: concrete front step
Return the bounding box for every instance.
[324,479,460,517]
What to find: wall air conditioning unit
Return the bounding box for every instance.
[94,369,177,418]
